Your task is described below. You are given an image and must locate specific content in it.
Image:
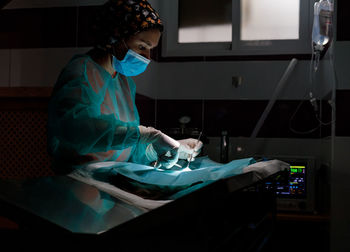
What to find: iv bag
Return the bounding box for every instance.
[312,0,333,49]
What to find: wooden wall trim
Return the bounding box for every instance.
[0,87,53,97]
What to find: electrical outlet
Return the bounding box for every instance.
[232,76,243,88]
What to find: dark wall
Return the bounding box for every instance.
[1,6,345,139]
[337,0,350,41]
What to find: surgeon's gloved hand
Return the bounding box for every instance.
[178,138,203,161]
[139,126,180,169]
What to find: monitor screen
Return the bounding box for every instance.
[265,161,307,198]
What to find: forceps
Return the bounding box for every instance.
[186,131,202,169]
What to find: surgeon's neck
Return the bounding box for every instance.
[87,48,115,76]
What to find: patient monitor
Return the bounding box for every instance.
[261,156,316,213]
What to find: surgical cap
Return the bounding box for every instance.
[92,0,164,46]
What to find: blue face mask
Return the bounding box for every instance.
[112,49,150,77]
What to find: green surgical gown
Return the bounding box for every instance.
[47,54,149,173]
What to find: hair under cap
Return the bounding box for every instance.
[92,0,163,46]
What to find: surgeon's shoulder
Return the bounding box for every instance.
[56,54,89,80]
[66,54,92,73]
[52,54,89,91]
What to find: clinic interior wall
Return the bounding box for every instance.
[144,58,332,100]
[0,51,338,140]
[1,2,348,140]
[0,47,341,99]
[0,1,346,139]
[133,57,337,139]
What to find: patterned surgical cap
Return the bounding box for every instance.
[92,0,163,46]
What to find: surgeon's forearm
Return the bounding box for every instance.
[58,115,140,154]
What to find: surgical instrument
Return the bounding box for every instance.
[186,131,202,169]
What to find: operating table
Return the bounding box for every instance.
[0,160,288,251]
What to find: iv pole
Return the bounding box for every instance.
[250,58,298,138]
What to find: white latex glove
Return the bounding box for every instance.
[139,126,180,168]
[178,138,203,161]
